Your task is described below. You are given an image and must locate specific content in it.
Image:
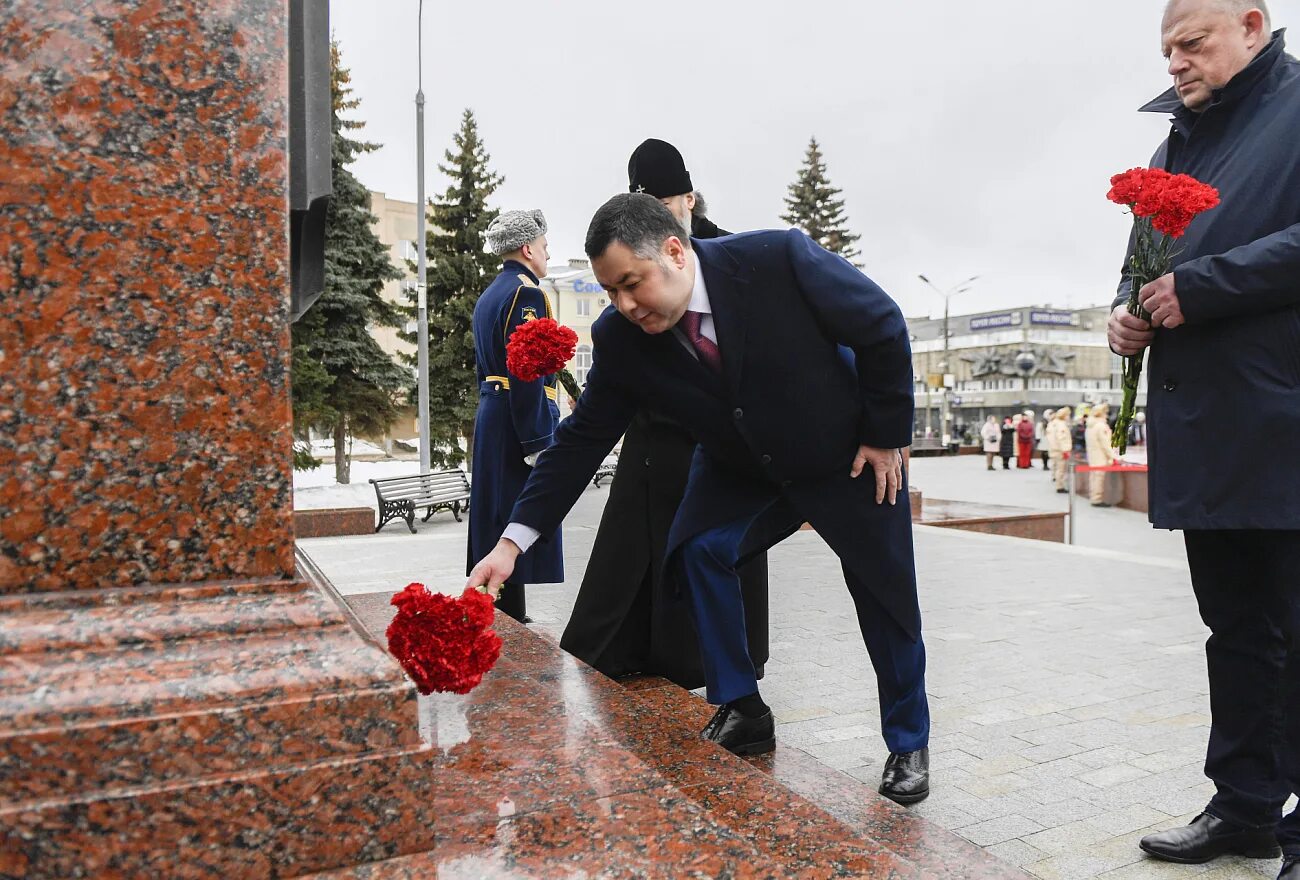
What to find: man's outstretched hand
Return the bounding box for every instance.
[465,539,522,599]
[851,444,903,505]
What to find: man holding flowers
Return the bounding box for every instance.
[469,194,932,805]
[1107,1,1300,872]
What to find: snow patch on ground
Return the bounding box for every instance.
[306,437,390,458]
[293,460,452,509]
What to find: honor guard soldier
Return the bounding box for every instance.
[467,209,563,623]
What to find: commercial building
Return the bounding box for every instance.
[908,305,1146,442]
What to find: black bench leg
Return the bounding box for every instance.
[451,502,462,523]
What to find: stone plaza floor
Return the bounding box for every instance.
[299,455,1294,879]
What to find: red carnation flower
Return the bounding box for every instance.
[386,583,502,695]
[505,318,579,383]
[1104,166,1219,454]
[1106,167,1218,237]
[1149,174,1220,238]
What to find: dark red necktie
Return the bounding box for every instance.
[678,309,721,373]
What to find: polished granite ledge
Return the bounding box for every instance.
[0,578,1030,878]
[319,590,1032,880]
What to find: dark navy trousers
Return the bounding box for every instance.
[676,497,930,755]
[1185,529,1300,856]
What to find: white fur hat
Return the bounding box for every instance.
[486,209,547,255]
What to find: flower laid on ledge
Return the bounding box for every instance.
[1106,167,1219,452]
[505,317,579,383]
[386,583,502,695]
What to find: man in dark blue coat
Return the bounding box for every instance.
[469,194,931,804]
[1108,2,1300,873]
[561,138,769,692]
[466,209,564,623]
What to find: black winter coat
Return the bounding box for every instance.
[1114,32,1300,528]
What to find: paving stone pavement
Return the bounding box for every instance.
[300,464,1295,880]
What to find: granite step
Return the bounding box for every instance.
[1,583,1033,878]
[0,577,299,614]
[0,585,421,808]
[0,587,342,655]
[327,591,1032,880]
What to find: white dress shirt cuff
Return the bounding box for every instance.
[501,523,540,554]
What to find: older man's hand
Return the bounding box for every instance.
[1138,273,1186,330]
[1107,304,1156,356]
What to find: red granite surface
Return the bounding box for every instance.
[0,0,296,594]
[301,591,1032,880]
[295,507,377,538]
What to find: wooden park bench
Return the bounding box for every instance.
[369,470,471,533]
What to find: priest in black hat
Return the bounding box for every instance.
[624,137,729,239]
[559,139,770,691]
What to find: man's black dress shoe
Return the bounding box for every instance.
[1280,857,1299,880]
[879,748,929,804]
[701,705,775,756]
[1139,813,1281,863]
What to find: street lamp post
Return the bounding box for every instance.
[918,273,979,448]
[415,0,430,472]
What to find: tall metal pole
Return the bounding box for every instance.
[415,0,431,473]
[941,295,951,446]
[919,274,979,449]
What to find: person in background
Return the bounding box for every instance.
[1084,403,1118,507]
[466,209,562,623]
[1015,410,1035,469]
[1036,413,1051,471]
[999,416,1016,470]
[1072,411,1088,457]
[981,415,1001,470]
[1128,411,1148,447]
[1046,407,1073,494]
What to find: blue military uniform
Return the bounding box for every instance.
[466,260,564,585]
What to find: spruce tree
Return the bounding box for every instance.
[781,137,862,264]
[290,42,409,484]
[400,109,503,470]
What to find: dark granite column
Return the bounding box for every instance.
[0,3,435,876]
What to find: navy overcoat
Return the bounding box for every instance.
[467,261,564,583]
[1114,32,1300,529]
[510,230,921,639]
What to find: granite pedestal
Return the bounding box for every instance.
[0,3,435,874]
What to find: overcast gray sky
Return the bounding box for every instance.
[327,0,1296,320]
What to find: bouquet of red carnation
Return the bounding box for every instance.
[385,583,502,695]
[1106,167,1219,452]
[505,317,579,383]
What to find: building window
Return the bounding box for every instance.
[399,240,419,262]
[575,299,592,317]
[574,344,593,385]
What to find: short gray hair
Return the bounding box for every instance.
[1167,0,1272,30]
[584,193,691,260]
